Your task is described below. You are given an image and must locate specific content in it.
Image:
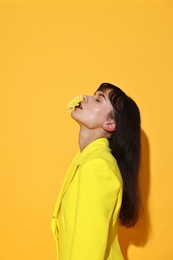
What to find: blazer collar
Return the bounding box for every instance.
[77,137,110,163]
[52,138,110,218]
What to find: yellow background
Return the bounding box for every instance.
[0,0,173,259]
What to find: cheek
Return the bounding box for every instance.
[88,104,104,114]
[84,107,108,126]
[71,105,110,128]
[85,105,102,118]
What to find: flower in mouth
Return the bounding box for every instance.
[67,95,83,110]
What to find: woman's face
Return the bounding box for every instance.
[71,88,114,130]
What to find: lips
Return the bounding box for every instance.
[75,102,83,109]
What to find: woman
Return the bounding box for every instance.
[51,83,141,260]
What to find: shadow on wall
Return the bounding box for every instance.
[118,130,151,260]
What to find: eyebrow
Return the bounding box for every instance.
[94,91,106,100]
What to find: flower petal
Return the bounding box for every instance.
[67,95,83,110]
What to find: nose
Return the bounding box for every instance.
[82,95,88,103]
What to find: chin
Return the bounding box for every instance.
[71,110,80,121]
[71,111,86,127]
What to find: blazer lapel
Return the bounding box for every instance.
[52,153,80,217]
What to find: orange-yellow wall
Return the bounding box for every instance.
[0,0,173,259]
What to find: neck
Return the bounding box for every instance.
[78,126,107,151]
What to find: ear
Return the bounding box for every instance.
[103,120,116,132]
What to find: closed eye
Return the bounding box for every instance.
[94,91,105,102]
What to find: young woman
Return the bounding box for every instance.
[51,82,141,260]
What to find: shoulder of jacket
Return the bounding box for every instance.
[79,157,122,184]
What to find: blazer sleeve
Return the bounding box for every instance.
[69,158,122,260]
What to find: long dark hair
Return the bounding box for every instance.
[97,83,141,227]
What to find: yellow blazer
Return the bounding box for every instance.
[51,138,124,260]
